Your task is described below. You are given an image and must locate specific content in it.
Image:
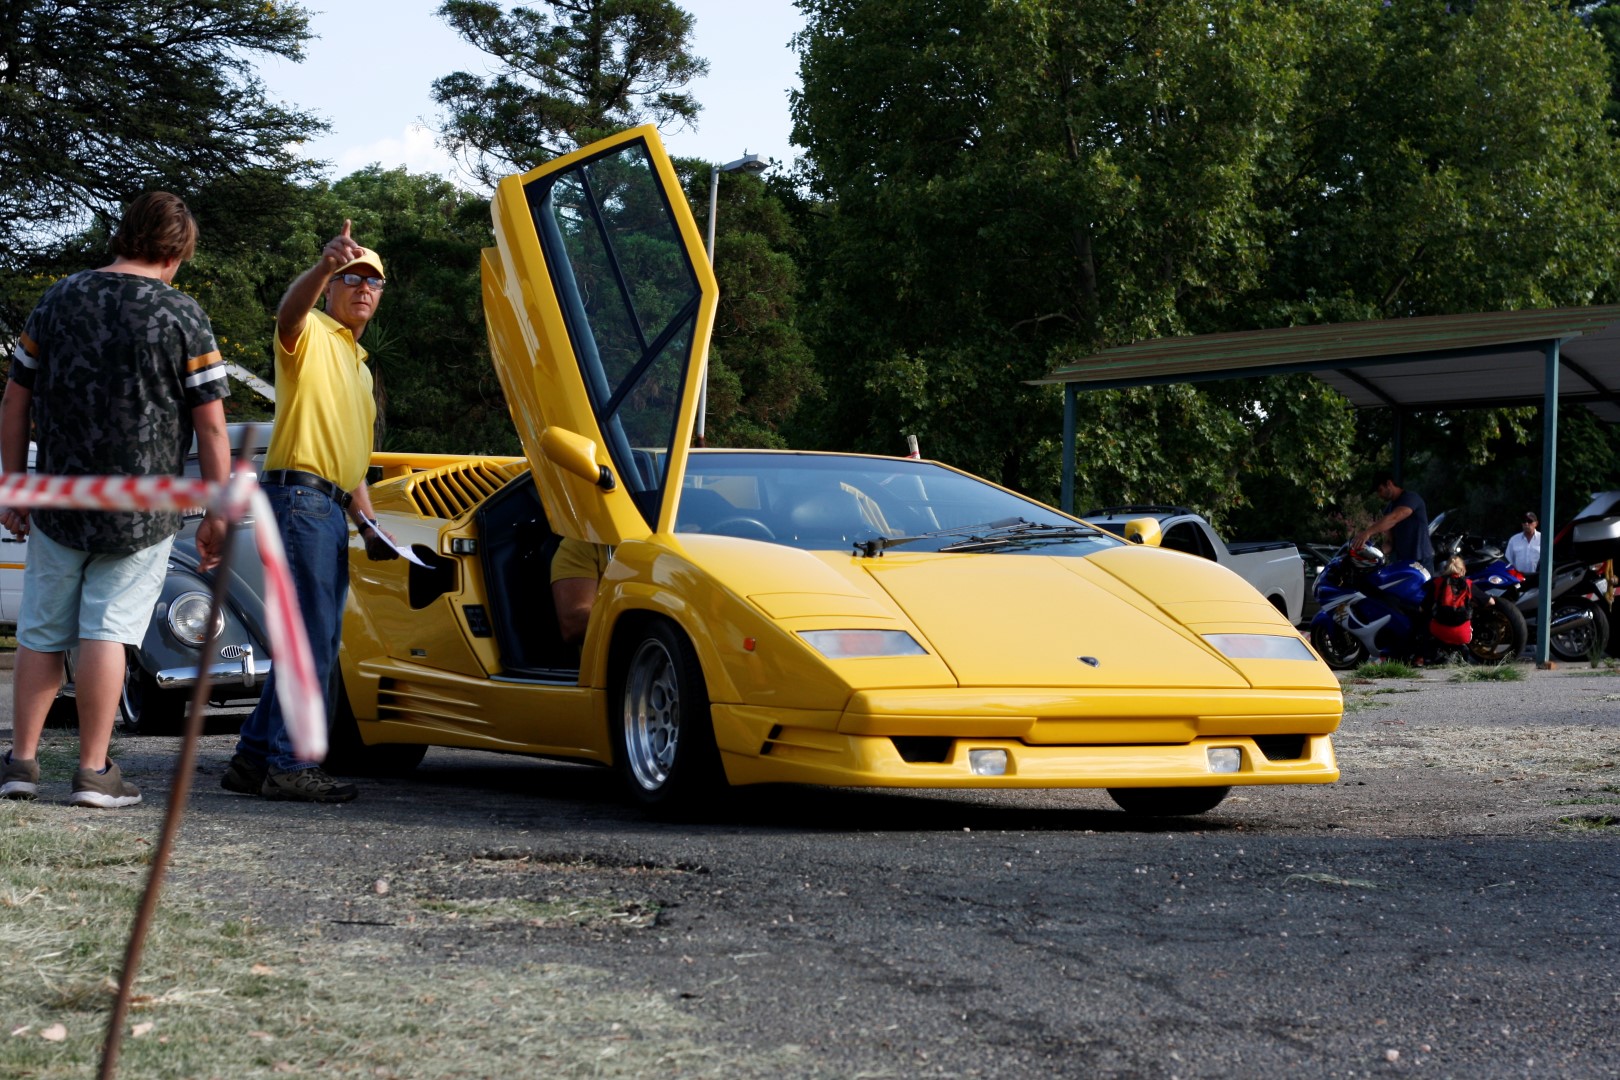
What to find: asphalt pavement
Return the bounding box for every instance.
[4,659,1619,1078]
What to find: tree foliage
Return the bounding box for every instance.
[433,0,708,184]
[680,165,819,448]
[0,0,323,309]
[789,0,1620,535]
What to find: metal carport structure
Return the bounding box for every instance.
[1033,305,1620,664]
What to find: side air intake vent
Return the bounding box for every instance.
[407,461,528,519]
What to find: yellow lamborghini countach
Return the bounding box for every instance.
[330,126,1342,816]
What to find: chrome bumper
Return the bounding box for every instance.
[153,644,271,691]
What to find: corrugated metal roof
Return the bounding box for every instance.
[1035,306,1620,421]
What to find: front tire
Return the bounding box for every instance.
[1310,619,1367,670]
[1108,786,1231,816]
[612,620,724,813]
[1468,600,1528,665]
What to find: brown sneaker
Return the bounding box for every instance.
[260,767,358,803]
[2,752,40,800]
[69,761,141,809]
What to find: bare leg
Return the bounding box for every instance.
[73,639,127,773]
[10,646,65,761]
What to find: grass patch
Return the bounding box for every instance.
[414,895,658,929]
[1447,664,1526,683]
[0,802,803,1079]
[1557,814,1619,831]
[1352,659,1423,679]
[1282,872,1379,889]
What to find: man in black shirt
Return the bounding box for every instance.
[0,192,230,808]
[1352,471,1433,567]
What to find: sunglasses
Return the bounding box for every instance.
[330,273,386,290]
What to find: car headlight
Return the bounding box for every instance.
[167,591,223,647]
[797,629,927,659]
[1202,633,1316,661]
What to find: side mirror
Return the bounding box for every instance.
[1124,517,1162,547]
[540,426,616,491]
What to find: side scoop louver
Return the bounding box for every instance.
[406,461,528,519]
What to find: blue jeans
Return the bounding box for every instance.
[235,484,350,774]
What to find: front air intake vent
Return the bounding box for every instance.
[1253,735,1309,761]
[407,461,528,519]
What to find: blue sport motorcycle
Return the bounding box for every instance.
[1308,540,1527,670]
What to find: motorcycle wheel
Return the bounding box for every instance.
[1468,601,1528,665]
[1310,620,1367,670]
[1548,599,1610,663]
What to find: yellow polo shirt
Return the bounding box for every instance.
[264,308,376,492]
[550,537,610,583]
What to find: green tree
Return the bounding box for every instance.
[0,0,323,329]
[432,0,709,184]
[680,164,819,448]
[790,0,1620,532]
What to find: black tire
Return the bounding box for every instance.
[1310,620,1367,670]
[118,666,187,736]
[612,619,724,813]
[1468,600,1528,665]
[1547,599,1610,663]
[1107,786,1231,816]
[323,670,427,777]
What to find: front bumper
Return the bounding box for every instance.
[152,644,271,691]
[714,701,1340,789]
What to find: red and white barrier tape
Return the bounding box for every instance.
[0,471,327,761]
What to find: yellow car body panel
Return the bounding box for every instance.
[336,127,1343,809]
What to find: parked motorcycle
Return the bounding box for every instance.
[1308,539,1528,669]
[1451,533,1610,663]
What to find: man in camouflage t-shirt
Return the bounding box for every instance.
[0,192,231,809]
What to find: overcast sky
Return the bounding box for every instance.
[259,1,806,187]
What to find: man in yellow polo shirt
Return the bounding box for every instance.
[224,220,397,803]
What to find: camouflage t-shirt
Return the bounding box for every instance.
[10,270,230,553]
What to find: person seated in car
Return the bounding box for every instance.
[550,536,610,647]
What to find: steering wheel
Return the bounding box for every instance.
[707,516,776,541]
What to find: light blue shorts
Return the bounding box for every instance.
[17,528,173,652]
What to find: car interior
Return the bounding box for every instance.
[473,473,578,681]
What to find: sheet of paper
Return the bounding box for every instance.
[364,516,429,567]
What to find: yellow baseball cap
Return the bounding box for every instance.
[334,246,385,277]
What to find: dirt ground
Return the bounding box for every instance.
[5,660,1619,1078]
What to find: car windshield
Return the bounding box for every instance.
[676,453,1122,556]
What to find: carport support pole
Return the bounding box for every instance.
[1537,339,1560,667]
[1062,384,1076,514]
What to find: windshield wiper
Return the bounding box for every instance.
[854,517,1102,558]
[939,521,1107,553]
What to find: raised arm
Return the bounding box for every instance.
[276,220,366,351]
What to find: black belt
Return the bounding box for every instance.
[259,469,352,509]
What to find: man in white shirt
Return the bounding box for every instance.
[1505,511,1541,578]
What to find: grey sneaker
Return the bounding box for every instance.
[2,752,40,800]
[69,761,141,809]
[221,753,268,796]
[261,767,358,803]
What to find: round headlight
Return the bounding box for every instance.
[167,591,223,646]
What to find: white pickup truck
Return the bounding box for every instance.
[1080,505,1306,626]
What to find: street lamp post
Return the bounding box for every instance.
[697,152,766,446]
